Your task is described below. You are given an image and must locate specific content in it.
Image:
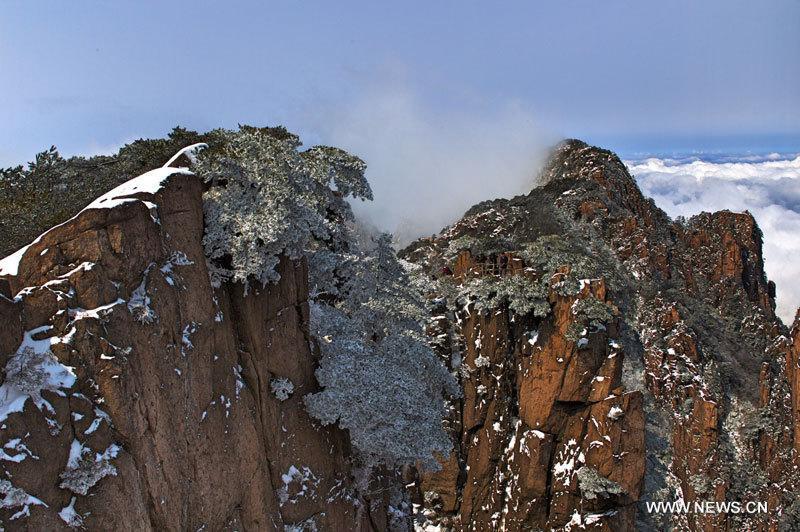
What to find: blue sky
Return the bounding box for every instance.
[1,0,798,165]
[2,1,800,319]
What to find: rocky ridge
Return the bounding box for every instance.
[402,140,800,530]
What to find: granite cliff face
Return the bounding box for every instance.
[0,156,394,530]
[402,140,800,530]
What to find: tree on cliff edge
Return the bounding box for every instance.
[194,126,458,476]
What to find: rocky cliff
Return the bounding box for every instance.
[0,155,394,530]
[2,135,799,532]
[402,140,800,531]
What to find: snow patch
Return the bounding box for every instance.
[85,166,192,211]
[278,465,319,506]
[233,365,245,398]
[128,265,156,324]
[163,142,207,168]
[59,442,121,495]
[58,496,84,528]
[0,437,38,463]
[0,327,77,423]
[527,331,539,346]
[271,378,294,401]
[69,298,125,322]
[0,147,195,279]
[608,406,624,421]
[474,355,490,368]
[0,478,46,520]
[181,322,198,356]
[553,439,581,488]
[0,246,28,276]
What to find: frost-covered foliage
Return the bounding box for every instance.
[721,457,769,503]
[459,274,550,317]
[445,234,514,260]
[305,234,459,472]
[779,498,800,530]
[688,473,712,495]
[519,234,625,297]
[195,126,372,289]
[576,466,625,500]
[270,378,294,401]
[571,296,612,325]
[742,403,785,441]
[188,126,456,476]
[4,347,53,398]
[0,478,45,519]
[127,266,156,324]
[59,443,119,495]
[4,346,73,407]
[0,334,77,428]
[59,458,117,495]
[566,296,613,341]
[427,232,624,323]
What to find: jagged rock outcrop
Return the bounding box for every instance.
[402,140,800,530]
[0,161,390,530]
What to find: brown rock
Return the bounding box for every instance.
[416,251,645,530]
[0,169,387,530]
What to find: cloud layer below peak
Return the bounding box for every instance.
[626,153,800,324]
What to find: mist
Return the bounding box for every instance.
[311,82,800,322]
[311,84,556,246]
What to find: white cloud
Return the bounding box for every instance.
[626,154,800,324]
[311,82,555,246]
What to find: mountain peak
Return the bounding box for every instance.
[402,139,794,529]
[535,138,631,188]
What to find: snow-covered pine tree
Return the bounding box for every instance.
[196,126,370,289]
[305,234,459,472]
[194,126,458,474]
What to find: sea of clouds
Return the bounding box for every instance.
[626,153,800,324]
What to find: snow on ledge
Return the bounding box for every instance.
[83,166,192,211]
[163,142,207,168]
[0,146,199,278]
[0,325,78,424]
[0,247,27,277]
